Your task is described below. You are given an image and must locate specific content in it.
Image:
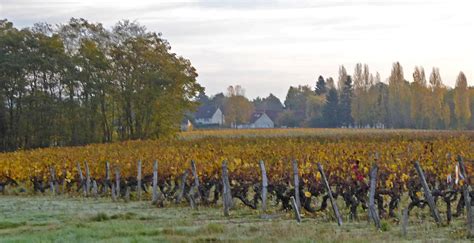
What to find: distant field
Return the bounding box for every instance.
[0,196,471,242]
[180,128,474,140]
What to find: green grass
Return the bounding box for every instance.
[0,196,471,242]
[0,221,26,230]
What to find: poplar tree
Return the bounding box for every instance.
[454,72,471,129]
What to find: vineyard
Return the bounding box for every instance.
[0,128,474,239]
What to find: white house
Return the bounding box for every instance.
[194,105,225,126]
[239,112,274,129]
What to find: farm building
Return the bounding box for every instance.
[194,105,225,126]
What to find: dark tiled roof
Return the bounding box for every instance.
[195,105,219,119]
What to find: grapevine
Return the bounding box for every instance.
[0,129,473,222]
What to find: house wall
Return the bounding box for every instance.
[195,108,224,125]
[250,114,274,128]
[211,108,224,125]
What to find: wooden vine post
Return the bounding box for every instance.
[92,180,98,199]
[190,160,202,201]
[368,164,381,229]
[85,161,91,196]
[176,170,189,204]
[187,193,197,209]
[111,183,117,202]
[137,160,142,201]
[317,162,342,226]
[414,161,441,224]
[401,208,409,237]
[290,196,302,223]
[292,160,301,212]
[152,160,159,204]
[222,160,233,216]
[125,186,131,202]
[49,166,56,195]
[61,162,67,194]
[105,161,110,194]
[115,167,121,199]
[77,162,87,196]
[458,155,474,237]
[259,160,268,212]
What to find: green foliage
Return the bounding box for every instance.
[1,196,469,242]
[224,86,254,126]
[0,221,26,229]
[380,221,390,232]
[91,212,110,222]
[110,212,136,220]
[253,93,284,112]
[322,88,339,127]
[315,75,327,95]
[338,75,353,126]
[0,18,203,151]
[204,223,225,234]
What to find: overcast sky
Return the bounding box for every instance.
[2,0,473,100]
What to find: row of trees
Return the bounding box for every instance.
[199,63,472,130]
[283,62,472,129]
[0,19,203,151]
[1,19,472,151]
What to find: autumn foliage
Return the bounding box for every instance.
[1,129,472,190]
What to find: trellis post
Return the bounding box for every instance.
[414,161,441,224]
[259,160,268,212]
[317,162,342,226]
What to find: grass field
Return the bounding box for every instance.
[0,196,471,242]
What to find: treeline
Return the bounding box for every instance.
[0,19,203,151]
[199,63,472,129]
[1,19,472,152]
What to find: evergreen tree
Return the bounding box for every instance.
[315,75,327,95]
[322,88,339,127]
[338,75,353,126]
[254,93,284,111]
[209,93,226,109]
[197,90,210,105]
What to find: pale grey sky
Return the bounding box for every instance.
[1,0,473,100]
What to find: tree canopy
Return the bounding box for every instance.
[0,18,203,151]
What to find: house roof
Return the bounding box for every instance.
[255,109,280,122]
[249,112,270,124]
[195,105,219,119]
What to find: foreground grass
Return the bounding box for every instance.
[0,196,471,242]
